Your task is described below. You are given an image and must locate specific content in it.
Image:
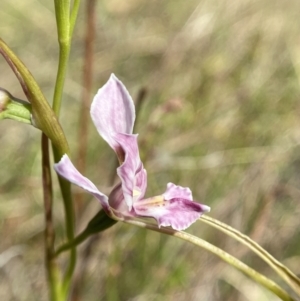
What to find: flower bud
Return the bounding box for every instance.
[0,88,11,112]
[0,88,33,124]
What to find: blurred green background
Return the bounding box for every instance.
[1,0,300,300]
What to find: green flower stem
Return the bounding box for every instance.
[55,210,117,257]
[123,219,296,301]
[70,0,81,37]
[54,0,70,45]
[51,150,75,298]
[42,134,64,301]
[52,43,70,116]
[52,144,75,298]
[51,37,75,299]
[56,228,90,257]
[52,1,81,297]
[199,215,300,297]
[53,0,81,116]
[48,262,63,301]
[56,173,76,297]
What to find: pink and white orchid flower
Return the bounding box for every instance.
[54,74,210,231]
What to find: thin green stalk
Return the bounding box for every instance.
[42,134,64,301]
[54,1,70,44]
[55,210,117,257]
[52,147,76,298]
[123,219,296,301]
[199,215,300,296]
[70,0,81,37]
[52,42,71,116]
[52,16,73,301]
[56,229,90,257]
[53,0,81,116]
[51,40,74,293]
[52,2,81,297]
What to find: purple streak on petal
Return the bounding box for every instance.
[134,196,210,231]
[108,183,128,213]
[54,154,110,212]
[108,183,136,218]
[134,163,147,201]
[114,133,147,210]
[134,183,210,230]
[163,183,193,201]
[90,74,135,152]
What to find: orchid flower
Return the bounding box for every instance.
[54,74,210,231]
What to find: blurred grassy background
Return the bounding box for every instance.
[1,0,300,300]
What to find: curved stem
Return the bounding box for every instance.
[55,210,117,257]
[52,42,70,116]
[55,229,89,257]
[199,215,300,296]
[123,219,296,301]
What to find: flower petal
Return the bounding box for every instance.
[108,183,136,218]
[134,184,210,231]
[54,154,110,212]
[163,182,193,201]
[115,133,147,210]
[90,74,135,152]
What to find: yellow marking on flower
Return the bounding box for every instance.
[133,189,140,197]
[137,196,166,207]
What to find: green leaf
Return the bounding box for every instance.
[0,38,69,157]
